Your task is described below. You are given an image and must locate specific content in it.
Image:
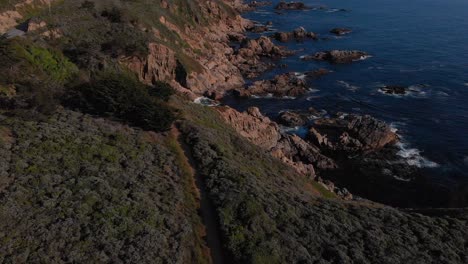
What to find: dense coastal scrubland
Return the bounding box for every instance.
[0,0,467,263]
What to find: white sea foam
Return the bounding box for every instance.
[389,122,438,168]
[306,95,322,101]
[253,11,273,15]
[193,97,219,106]
[395,142,439,168]
[294,72,307,80]
[308,88,320,93]
[337,80,359,91]
[392,175,412,182]
[252,93,274,99]
[337,113,348,119]
[326,8,340,13]
[436,91,449,97]
[377,84,429,98]
[353,55,372,61]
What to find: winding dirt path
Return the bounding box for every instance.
[171,126,227,264]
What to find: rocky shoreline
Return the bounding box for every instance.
[185,1,461,207]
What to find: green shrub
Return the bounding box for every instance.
[101,7,123,23]
[0,38,78,113]
[65,72,176,131]
[149,81,175,102]
[80,0,95,10]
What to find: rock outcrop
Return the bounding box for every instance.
[0,0,55,34]
[302,50,369,64]
[246,24,269,33]
[232,36,293,78]
[118,0,252,99]
[233,72,308,98]
[215,106,337,177]
[121,43,178,84]
[380,85,407,95]
[215,106,282,150]
[308,114,398,153]
[273,27,317,42]
[237,36,293,57]
[275,1,308,10]
[330,28,352,35]
[277,111,308,126]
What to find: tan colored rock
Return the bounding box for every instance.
[215,106,338,178]
[215,106,281,150]
[0,0,55,34]
[0,11,22,34]
[120,43,177,84]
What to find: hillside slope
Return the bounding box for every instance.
[0,0,467,263]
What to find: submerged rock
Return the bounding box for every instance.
[247,24,269,33]
[275,1,308,10]
[380,85,407,95]
[302,50,369,64]
[247,1,272,8]
[305,68,331,78]
[330,28,352,35]
[277,108,322,127]
[278,111,308,126]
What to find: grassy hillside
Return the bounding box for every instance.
[0,110,209,263]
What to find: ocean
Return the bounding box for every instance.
[224,0,468,205]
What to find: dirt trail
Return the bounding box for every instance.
[171,126,227,264]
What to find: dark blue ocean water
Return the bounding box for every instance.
[225,0,468,192]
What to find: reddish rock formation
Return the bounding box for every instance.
[238,36,293,57]
[121,43,177,84]
[233,72,308,98]
[215,106,337,177]
[277,111,308,126]
[119,0,250,99]
[232,36,293,78]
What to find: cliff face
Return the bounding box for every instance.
[117,0,248,98]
